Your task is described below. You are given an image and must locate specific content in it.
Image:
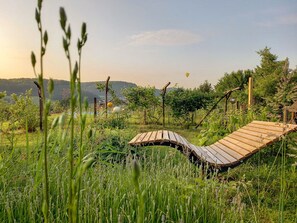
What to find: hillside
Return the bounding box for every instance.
[0,78,137,102]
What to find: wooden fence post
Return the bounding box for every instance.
[283,107,287,124]
[162,82,171,128]
[105,76,110,119]
[248,77,253,109]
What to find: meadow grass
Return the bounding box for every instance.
[0,116,296,222]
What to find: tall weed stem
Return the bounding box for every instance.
[31,0,50,221]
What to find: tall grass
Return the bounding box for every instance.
[31,0,50,221]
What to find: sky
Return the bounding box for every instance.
[0,0,297,88]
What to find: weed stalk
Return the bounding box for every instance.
[31,0,50,221]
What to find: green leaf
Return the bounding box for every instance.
[35,8,40,23]
[67,25,71,39]
[73,62,78,80]
[81,22,87,38]
[63,37,68,51]
[77,39,81,50]
[43,30,48,45]
[37,0,42,10]
[51,117,59,129]
[87,129,93,139]
[31,52,36,68]
[59,7,67,30]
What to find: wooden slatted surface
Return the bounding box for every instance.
[129,121,297,168]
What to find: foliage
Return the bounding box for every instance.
[269,62,297,115]
[0,91,6,99]
[9,90,39,132]
[253,47,290,105]
[97,111,128,129]
[95,129,132,163]
[215,69,252,103]
[166,87,214,124]
[198,80,213,93]
[0,92,9,124]
[123,86,159,124]
[50,100,65,113]
[96,82,122,105]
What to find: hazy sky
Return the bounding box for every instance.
[1,0,297,88]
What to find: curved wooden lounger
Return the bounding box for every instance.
[129,121,297,170]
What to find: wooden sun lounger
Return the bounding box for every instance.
[129,121,297,169]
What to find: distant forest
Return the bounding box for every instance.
[0,78,137,102]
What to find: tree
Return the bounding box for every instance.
[166,88,213,124]
[0,92,10,127]
[198,80,213,93]
[10,89,39,132]
[269,60,297,115]
[253,47,288,104]
[123,86,159,124]
[0,91,6,99]
[215,69,252,104]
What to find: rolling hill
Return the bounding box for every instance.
[0,78,137,102]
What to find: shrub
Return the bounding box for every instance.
[10,89,39,132]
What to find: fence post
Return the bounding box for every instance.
[248,77,253,109]
[162,82,170,128]
[283,107,287,124]
[105,76,110,119]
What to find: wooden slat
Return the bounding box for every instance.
[218,139,250,156]
[137,132,149,143]
[210,144,238,163]
[199,146,218,164]
[142,131,153,142]
[247,123,286,132]
[223,136,256,152]
[242,126,282,138]
[155,130,163,140]
[252,121,297,130]
[213,142,243,160]
[148,131,158,141]
[173,132,183,144]
[237,128,276,141]
[232,131,271,144]
[129,133,142,144]
[163,130,170,140]
[178,134,191,147]
[189,144,208,161]
[204,146,226,165]
[168,131,177,142]
[252,120,284,127]
[228,133,263,148]
[173,132,189,147]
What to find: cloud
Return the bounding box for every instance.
[129,29,203,46]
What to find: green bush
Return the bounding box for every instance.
[10,89,39,132]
